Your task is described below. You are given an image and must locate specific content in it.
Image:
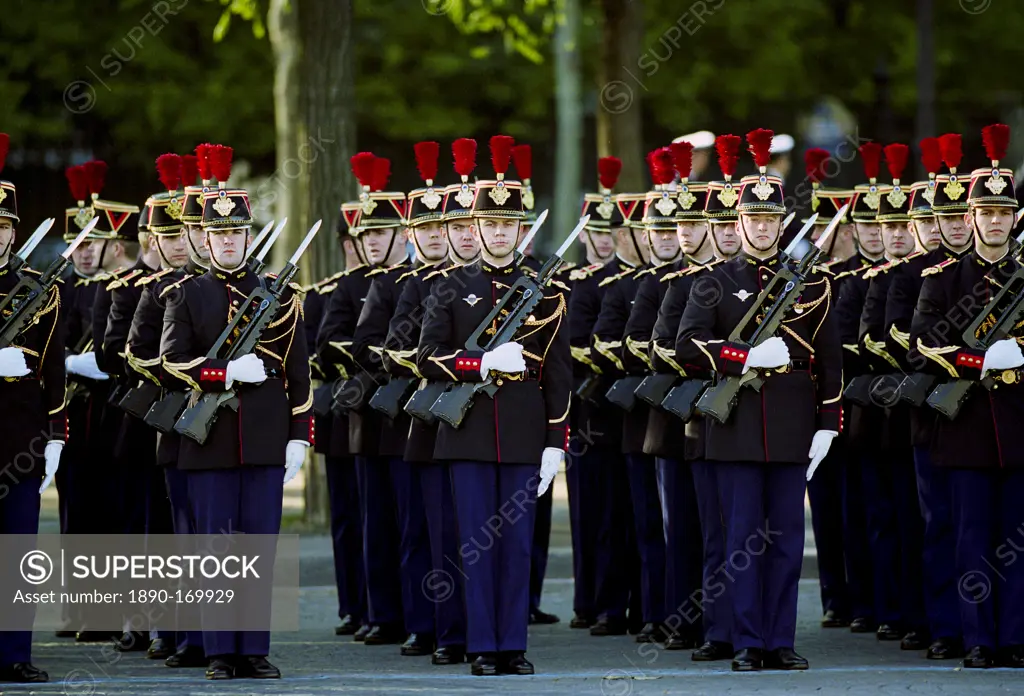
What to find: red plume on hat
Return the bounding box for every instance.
[66,165,89,204]
[715,134,741,181]
[670,142,694,182]
[180,155,199,187]
[858,142,882,183]
[883,143,909,184]
[919,137,942,179]
[489,135,514,180]
[804,148,830,185]
[0,133,8,177]
[350,152,376,192]
[512,144,532,183]
[938,134,962,173]
[83,160,107,200]
[982,123,1010,167]
[452,138,477,182]
[156,154,182,193]
[195,143,213,184]
[597,157,622,193]
[654,147,675,186]
[746,128,774,172]
[371,157,391,192]
[208,145,233,189]
[414,141,439,186]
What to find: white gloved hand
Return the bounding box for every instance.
[0,346,31,378]
[283,440,309,484]
[225,354,267,389]
[806,430,839,481]
[981,338,1024,376]
[742,336,791,374]
[65,352,110,380]
[39,441,64,493]
[479,342,526,379]
[538,447,564,496]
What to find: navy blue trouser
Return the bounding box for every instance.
[565,448,597,619]
[530,486,553,614]
[187,467,283,658]
[419,460,465,647]
[355,456,402,627]
[716,461,805,651]
[655,457,701,637]
[165,466,202,654]
[325,456,366,624]
[388,457,434,635]
[590,450,632,620]
[913,446,960,641]
[806,445,850,619]
[0,476,41,666]
[626,454,666,624]
[949,468,1024,650]
[842,450,875,621]
[690,459,733,645]
[450,461,536,654]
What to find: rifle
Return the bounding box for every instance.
[604,375,643,411]
[0,218,92,349]
[695,207,846,424]
[573,373,604,403]
[429,214,589,429]
[898,372,936,407]
[247,218,287,275]
[925,262,1024,420]
[634,373,678,408]
[119,380,161,419]
[369,376,418,419]
[661,377,712,421]
[174,220,322,444]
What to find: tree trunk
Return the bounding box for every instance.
[915,0,934,180]
[267,0,302,260]
[597,0,645,192]
[554,0,582,257]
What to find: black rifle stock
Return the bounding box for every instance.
[604,376,643,411]
[634,373,678,408]
[842,374,875,407]
[573,373,603,402]
[661,378,711,422]
[119,380,161,419]
[145,390,189,433]
[899,372,936,407]
[369,376,417,419]
[404,381,446,423]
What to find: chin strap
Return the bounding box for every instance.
[95,239,111,271]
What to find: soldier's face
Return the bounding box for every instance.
[445,220,479,259]
[911,217,940,251]
[361,227,398,265]
[676,220,708,255]
[411,222,447,261]
[584,230,615,258]
[881,221,912,258]
[473,217,518,257]
[186,224,210,261]
[71,239,99,275]
[157,231,191,268]
[971,206,1014,247]
[649,228,680,261]
[854,222,883,255]
[738,214,782,252]
[0,219,13,260]
[712,222,741,256]
[206,228,248,269]
[936,214,970,248]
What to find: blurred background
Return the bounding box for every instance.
[2,0,1024,280]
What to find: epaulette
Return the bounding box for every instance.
[922,257,958,277]
[549,278,571,292]
[568,263,604,281]
[424,264,458,281]
[398,264,438,283]
[91,271,113,285]
[834,266,867,281]
[135,268,175,287]
[634,267,658,279]
[160,275,194,299]
[598,267,637,287]
[107,268,144,290]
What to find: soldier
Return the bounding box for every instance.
[416,135,571,676]
[566,157,637,631]
[318,154,409,646]
[0,134,67,683]
[162,158,312,679]
[676,129,843,671]
[909,124,1024,668]
[884,137,965,660]
[384,139,481,665]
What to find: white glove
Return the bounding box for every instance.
[283,440,309,484]
[806,430,839,481]
[65,352,109,380]
[0,346,31,378]
[225,354,267,389]
[479,342,526,379]
[981,338,1024,376]
[39,441,64,493]
[538,447,564,496]
[742,336,791,374]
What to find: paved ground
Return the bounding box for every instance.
[22,479,1020,694]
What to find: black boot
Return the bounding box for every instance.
[470,653,498,676]
[401,633,435,656]
[431,645,466,665]
[498,651,534,675]
[821,609,850,628]
[165,645,207,668]
[692,641,734,661]
[0,663,49,683]
[205,657,235,680]
[115,631,149,652]
[963,645,994,669]
[763,647,808,670]
[335,614,360,635]
[731,647,763,672]
[529,609,560,625]
[589,616,628,636]
[926,637,963,660]
[236,656,281,679]
[147,637,175,659]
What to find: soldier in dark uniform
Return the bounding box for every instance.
[416,135,571,676]
[884,138,967,660]
[318,154,408,646]
[856,144,928,650]
[162,168,312,678]
[909,124,1024,668]
[306,201,367,639]
[384,149,481,665]
[0,140,68,683]
[676,129,843,671]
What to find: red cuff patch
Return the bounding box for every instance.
[955,352,983,368]
[200,367,226,382]
[719,345,748,363]
[308,416,315,446]
[455,355,481,373]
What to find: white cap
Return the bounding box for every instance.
[672,130,715,150]
[770,133,795,155]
